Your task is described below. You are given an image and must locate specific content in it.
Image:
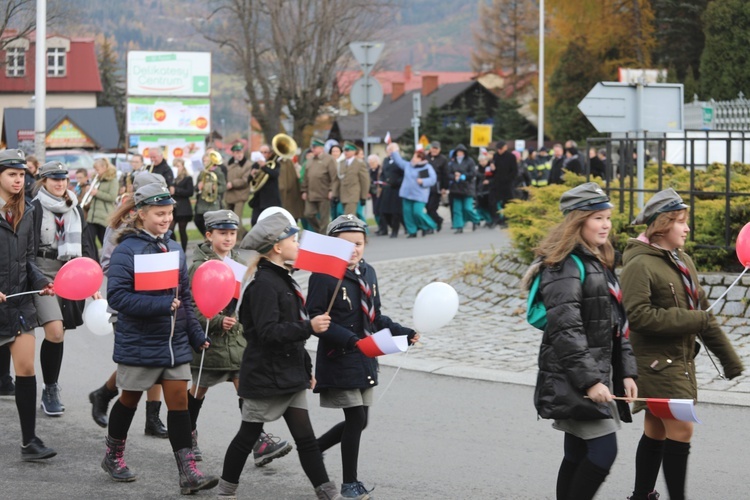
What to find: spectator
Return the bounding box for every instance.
[589,147,607,180]
[147,148,175,191]
[490,141,518,228]
[448,144,482,234]
[548,143,566,185]
[224,143,253,239]
[425,140,449,232]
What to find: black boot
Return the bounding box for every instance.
[89,384,119,428]
[144,401,168,438]
[174,448,218,494]
[102,435,136,482]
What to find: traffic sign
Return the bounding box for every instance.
[349,42,384,73]
[470,124,492,148]
[350,77,383,113]
[577,82,683,133]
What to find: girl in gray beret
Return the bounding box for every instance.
[620,189,743,500]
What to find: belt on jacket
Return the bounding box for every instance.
[38,249,58,260]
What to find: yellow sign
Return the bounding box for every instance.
[46,118,96,148]
[470,124,492,148]
[419,134,430,148]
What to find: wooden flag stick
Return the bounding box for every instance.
[169,285,179,339]
[326,279,344,315]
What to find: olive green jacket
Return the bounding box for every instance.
[188,242,246,371]
[620,237,743,411]
[87,176,119,227]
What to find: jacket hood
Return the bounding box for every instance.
[453,144,468,155]
[622,237,670,265]
[192,240,239,265]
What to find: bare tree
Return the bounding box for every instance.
[198,0,389,146]
[1,0,73,68]
[471,0,538,93]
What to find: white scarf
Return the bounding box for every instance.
[36,188,83,260]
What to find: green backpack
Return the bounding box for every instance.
[526,254,585,330]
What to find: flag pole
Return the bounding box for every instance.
[169,285,179,339]
[326,279,344,315]
[194,321,210,389]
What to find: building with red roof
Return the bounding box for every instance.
[0,31,104,142]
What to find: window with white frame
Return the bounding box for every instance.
[47,47,66,76]
[6,47,26,77]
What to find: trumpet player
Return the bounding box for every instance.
[194,152,226,236]
[249,144,281,226]
[225,143,252,239]
[85,158,118,245]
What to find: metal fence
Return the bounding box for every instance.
[684,93,750,131]
[584,133,750,252]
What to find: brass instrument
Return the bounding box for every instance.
[198,151,222,204]
[80,174,100,210]
[247,133,297,203]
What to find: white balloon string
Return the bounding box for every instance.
[194,321,210,389]
[5,289,43,299]
[376,345,411,405]
[707,266,749,312]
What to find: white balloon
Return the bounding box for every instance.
[84,299,113,336]
[257,206,297,227]
[412,282,459,332]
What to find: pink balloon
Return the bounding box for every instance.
[54,257,104,300]
[737,222,750,267]
[191,261,235,318]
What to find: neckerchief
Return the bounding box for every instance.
[604,266,630,339]
[355,265,375,336]
[673,250,699,310]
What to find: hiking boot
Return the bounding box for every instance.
[144,401,168,438]
[315,481,343,500]
[340,481,373,499]
[101,436,135,481]
[173,448,218,495]
[191,429,203,461]
[0,374,14,396]
[628,491,660,500]
[253,432,292,467]
[40,383,64,416]
[89,384,118,428]
[21,437,57,461]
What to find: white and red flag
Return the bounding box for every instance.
[357,329,409,358]
[294,231,355,279]
[223,257,248,300]
[384,131,391,144]
[134,251,179,291]
[645,398,701,423]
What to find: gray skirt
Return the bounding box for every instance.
[0,330,35,348]
[117,363,191,391]
[33,257,65,325]
[241,390,308,423]
[319,387,374,409]
[552,401,622,440]
[191,368,239,389]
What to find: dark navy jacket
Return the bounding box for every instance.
[307,260,415,391]
[107,228,205,367]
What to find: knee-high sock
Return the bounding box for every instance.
[187,391,204,431]
[566,458,610,500]
[167,410,192,452]
[40,339,64,386]
[15,375,37,445]
[556,458,579,500]
[0,345,11,377]
[108,400,137,441]
[632,434,665,497]
[662,439,690,500]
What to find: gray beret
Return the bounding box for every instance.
[632,188,688,225]
[559,182,613,214]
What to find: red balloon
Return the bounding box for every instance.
[54,257,104,300]
[191,261,235,318]
[737,222,750,267]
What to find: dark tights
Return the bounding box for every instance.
[222,407,328,487]
[170,216,191,251]
[40,339,63,385]
[317,406,369,483]
[556,432,617,500]
[0,345,10,379]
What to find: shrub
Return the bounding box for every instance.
[504,163,750,271]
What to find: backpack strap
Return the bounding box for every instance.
[570,254,585,283]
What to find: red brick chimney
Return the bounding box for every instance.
[422,75,439,96]
[392,81,405,100]
[404,65,412,81]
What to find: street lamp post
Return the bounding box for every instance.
[537,0,544,151]
[34,0,47,162]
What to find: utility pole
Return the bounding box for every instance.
[537,0,544,151]
[34,0,47,162]
[412,92,421,150]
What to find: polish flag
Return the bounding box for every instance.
[357,329,409,358]
[645,398,701,423]
[294,231,355,279]
[134,251,179,291]
[223,257,248,299]
[384,131,391,144]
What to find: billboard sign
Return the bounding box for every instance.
[127,97,211,135]
[136,135,207,168]
[127,51,211,96]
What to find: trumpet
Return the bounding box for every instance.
[80,174,100,210]
[248,133,297,203]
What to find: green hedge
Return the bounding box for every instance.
[504,163,750,271]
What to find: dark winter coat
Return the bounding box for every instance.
[0,202,49,338]
[564,154,583,176]
[620,238,743,412]
[188,242,246,371]
[425,153,450,192]
[107,228,205,367]
[379,156,404,215]
[533,247,638,420]
[448,145,478,197]
[172,175,194,219]
[548,156,565,185]
[248,160,282,214]
[307,260,415,391]
[148,159,175,188]
[490,150,518,202]
[237,259,313,398]
[589,156,607,180]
